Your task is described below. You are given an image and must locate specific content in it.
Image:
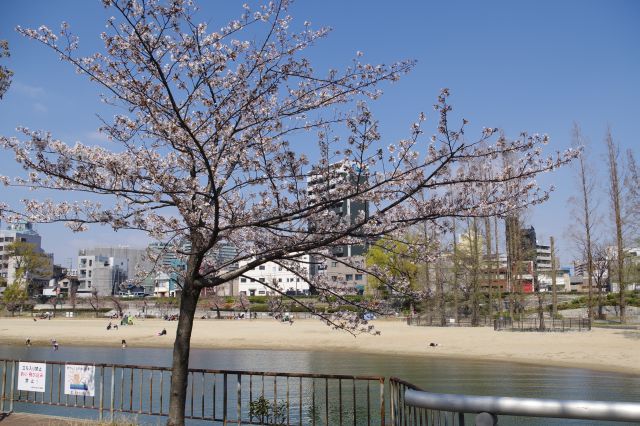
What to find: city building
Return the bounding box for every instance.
[76,253,127,297]
[0,222,53,291]
[236,255,311,296]
[314,255,368,294]
[307,161,370,291]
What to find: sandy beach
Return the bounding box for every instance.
[0,317,638,375]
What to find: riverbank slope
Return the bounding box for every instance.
[0,317,637,374]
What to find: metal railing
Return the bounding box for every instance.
[0,359,385,425]
[406,316,492,327]
[401,388,640,425]
[494,317,591,332]
[389,377,464,425]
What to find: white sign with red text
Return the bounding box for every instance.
[17,362,47,392]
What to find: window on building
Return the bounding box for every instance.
[346,274,353,281]
[258,290,266,295]
[258,265,265,270]
[278,278,282,282]
[355,274,363,281]
[240,278,247,283]
[259,277,265,282]
[89,260,93,267]
[331,262,338,267]
[87,281,92,288]
[331,276,337,281]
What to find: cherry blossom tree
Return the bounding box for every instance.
[0,40,12,99]
[0,1,576,423]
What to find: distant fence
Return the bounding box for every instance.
[0,359,385,425]
[494,317,591,332]
[406,315,492,327]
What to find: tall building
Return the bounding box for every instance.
[306,161,370,292]
[535,243,552,272]
[0,222,53,290]
[307,160,370,258]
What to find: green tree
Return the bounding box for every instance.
[2,282,28,316]
[5,241,52,297]
[366,236,419,297]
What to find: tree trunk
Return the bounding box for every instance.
[167,279,201,426]
[494,216,502,316]
[484,217,493,321]
[452,219,460,324]
[605,128,625,323]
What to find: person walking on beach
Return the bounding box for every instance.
[25,338,31,347]
[51,338,59,351]
[121,339,127,348]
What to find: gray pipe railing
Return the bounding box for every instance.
[404,389,640,424]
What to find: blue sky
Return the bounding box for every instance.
[0,0,638,267]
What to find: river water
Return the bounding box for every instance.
[1,345,638,425]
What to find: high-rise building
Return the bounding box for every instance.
[306,161,370,293]
[0,222,53,290]
[307,160,370,258]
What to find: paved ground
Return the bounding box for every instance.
[0,412,98,425]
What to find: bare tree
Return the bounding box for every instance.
[204,292,226,319]
[0,2,576,423]
[591,243,610,319]
[604,127,626,322]
[625,150,640,237]
[550,236,558,318]
[568,123,597,320]
[88,289,101,318]
[69,282,78,315]
[110,296,125,317]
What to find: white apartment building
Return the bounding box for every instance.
[0,222,53,288]
[77,254,127,297]
[237,255,311,296]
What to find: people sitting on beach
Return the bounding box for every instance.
[113,324,118,330]
[429,342,439,347]
[157,328,167,336]
[107,322,112,330]
[121,339,127,348]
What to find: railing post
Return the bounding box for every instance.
[458,412,465,425]
[9,360,15,412]
[237,373,241,425]
[379,378,385,426]
[475,412,497,426]
[223,373,228,425]
[1,360,6,412]
[99,365,104,421]
[110,365,115,421]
